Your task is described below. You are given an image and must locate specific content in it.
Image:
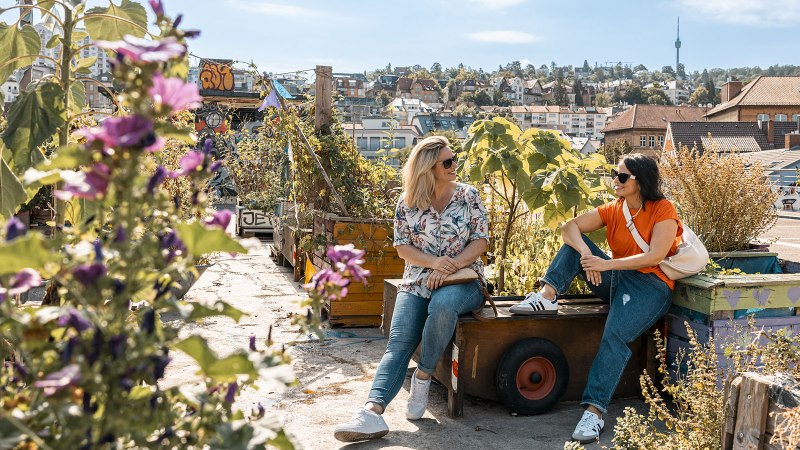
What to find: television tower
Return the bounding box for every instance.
[675,17,681,80]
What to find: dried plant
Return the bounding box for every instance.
[660,146,778,252]
[772,406,800,450]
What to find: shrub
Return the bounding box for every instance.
[660,147,778,252]
[227,126,288,212]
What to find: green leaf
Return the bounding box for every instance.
[0,233,55,275]
[36,0,56,11]
[84,0,148,42]
[45,34,60,49]
[174,335,217,372]
[72,30,89,43]
[0,154,27,219]
[176,221,248,256]
[175,299,247,323]
[481,154,502,177]
[207,354,257,379]
[1,81,66,173]
[68,81,87,115]
[154,121,196,144]
[36,143,91,171]
[75,56,97,71]
[0,23,40,87]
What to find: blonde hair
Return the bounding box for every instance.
[401,135,450,210]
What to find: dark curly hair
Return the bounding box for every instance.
[621,153,666,204]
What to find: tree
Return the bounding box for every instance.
[645,85,672,105]
[573,79,585,106]
[453,104,477,117]
[430,62,442,74]
[634,64,648,72]
[474,90,492,107]
[677,63,686,80]
[594,92,611,107]
[553,78,569,106]
[623,84,645,104]
[458,91,476,105]
[583,60,591,72]
[662,65,676,77]
[688,86,709,106]
[378,91,393,107]
[704,78,718,105]
[623,66,634,79]
[602,139,632,165]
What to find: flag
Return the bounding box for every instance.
[258,88,281,111]
[272,79,294,99]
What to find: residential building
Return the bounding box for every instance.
[511,106,608,139]
[411,114,476,139]
[2,75,19,107]
[385,97,434,125]
[334,97,380,123]
[410,79,441,104]
[705,76,800,122]
[81,72,115,114]
[663,120,799,154]
[602,104,708,156]
[333,74,366,98]
[737,144,800,209]
[523,80,543,106]
[662,80,691,105]
[456,79,494,99]
[342,117,420,164]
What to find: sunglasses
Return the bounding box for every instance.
[438,157,457,170]
[611,169,637,184]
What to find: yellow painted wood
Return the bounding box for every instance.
[673,274,800,314]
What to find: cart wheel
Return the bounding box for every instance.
[495,337,569,415]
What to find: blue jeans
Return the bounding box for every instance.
[541,235,672,414]
[366,281,484,410]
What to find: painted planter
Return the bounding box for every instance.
[309,210,402,327]
[236,208,275,237]
[709,250,782,275]
[172,263,214,299]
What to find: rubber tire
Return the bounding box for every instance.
[495,337,569,415]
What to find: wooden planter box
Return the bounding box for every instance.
[672,273,800,321]
[236,207,275,237]
[309,211,402,327]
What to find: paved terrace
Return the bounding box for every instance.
[159,215,800,449]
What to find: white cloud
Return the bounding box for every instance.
[467,0,525,10]
[519,58,534,67]
[674,0,800,26]
[466,30,539,44]
[228,0,321,17]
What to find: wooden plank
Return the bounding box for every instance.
[325,314,382,327]
[733,372,771,450]
[314,65,332,133]
[327,300,384,316]
[722,375,743,449]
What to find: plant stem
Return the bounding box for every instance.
[53,5,73,231]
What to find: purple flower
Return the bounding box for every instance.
[169,151,204,178]
[55,163,111,200]
[304,268,350,300]
[205,210,232,230]
[109,334,126,360]
[159,229,186,262]
[142,309,156,335]
[209,160,223,172]
[78,115,155,150]
[224,381,238,403]
[57,308,92,332]
[96,36,186,64]
[73,263,107,287]
[5,217,26,241]
[327,244,370,284]
[249,335,257,351]
[0,269,41,302]
[153,355,171,380]
[114,226,127,244]
[149,0,164,16]
[93,239,104,262]
[148,166,168,194]
[34,364,81,396]
[149,73,203,113]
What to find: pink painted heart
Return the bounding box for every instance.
[788,287,800,305]
[723,289,741,309]
[752,289,771,307]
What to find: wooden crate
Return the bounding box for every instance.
[382,280,656,417]
[672,273,800,320]
[666,312,800,381]
[311,211,403,327]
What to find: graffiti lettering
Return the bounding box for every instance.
[200,61,234,91]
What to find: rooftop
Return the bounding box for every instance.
[706,76,800,117]
[603,104,708,132]
[667,121,772,153]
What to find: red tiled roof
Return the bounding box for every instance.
[397,77,413,91]
[603,104,708,132]
[706,76,800,117]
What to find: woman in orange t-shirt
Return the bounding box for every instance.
[510,153,682,444]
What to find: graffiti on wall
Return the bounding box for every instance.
[199,59,234,92]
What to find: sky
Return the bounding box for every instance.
[20,0,800,76]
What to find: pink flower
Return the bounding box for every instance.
[169,150,204,178]
[0,268,41,302]
[149,73,202,113]
[327,244,370,284]
[97,36,186,64]
[77,115,155,151]
[33,364,81,396]
[205,210,232,230]
[55,163,111,200]
[149,0,165,16]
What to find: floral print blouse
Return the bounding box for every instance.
[393,182,490,298]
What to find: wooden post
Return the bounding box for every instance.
[314,65,332,134]
[733,373,770,449]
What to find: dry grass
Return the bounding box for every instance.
[660,146,778,252]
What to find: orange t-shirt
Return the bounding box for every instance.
[597,198,683,289]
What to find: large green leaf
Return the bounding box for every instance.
[176,221,248,256]
[0,23,40,87]
[84,0,148,42]
[174,335,217,372]
[174,335,256,380]
[0,233,56,275]
[68,81,87,115]
[0,158,27,219]
[174,299,247,323]
[1,81,65,173]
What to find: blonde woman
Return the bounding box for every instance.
[334,136,490,442]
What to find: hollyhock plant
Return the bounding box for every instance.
[33,364,81,396]
[73,263,108,287]
[96,36,186,64]
[5,217,26,241]
[149,73,202,113]
[149,0,165,16]
[205,209,232,230]
[55,163,111,200]
[148,165,168,193]
[58,308,93,333]
[169,150,205,178]
[327,244,370,283]
[78,115,156,150]
[0,268,42,301]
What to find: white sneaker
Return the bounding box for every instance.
[571,410,604,444]
[333,407,389,442]
[406,370,431,420]
[509,291,558,315]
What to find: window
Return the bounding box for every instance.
[649,136,655,147]
[757,113,770,122]
[356,137,368,150]
[659,135,664,147]
[640,135,647,147]
[393,137,406,148]
[369,137,382,151]
[775,114,788,122]
[793,114,800,122]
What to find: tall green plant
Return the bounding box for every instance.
[0,0,187,220]
[460,118,609,292]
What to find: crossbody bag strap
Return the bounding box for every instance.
[622,200,651,252]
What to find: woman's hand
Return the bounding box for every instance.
[431,256,459,275]
[580,255,612,275]
[426,269,450,290]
